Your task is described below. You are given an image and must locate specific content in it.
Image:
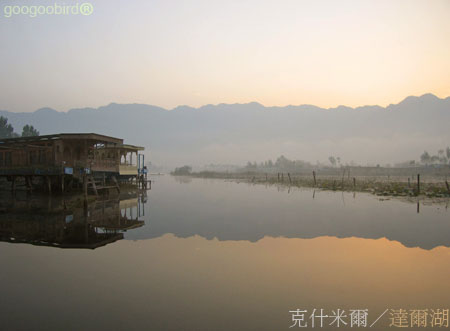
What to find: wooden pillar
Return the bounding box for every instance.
[417,174,420,194]
[112,176,120,194]
[26,176,33,192]
[46,176,52,195]
[11,176,16,194]
[89,176,98,196]
[61,175,64,193]
[68,177,73,192]
[83,174,88,199]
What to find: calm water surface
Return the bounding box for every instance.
[1,176,449,330]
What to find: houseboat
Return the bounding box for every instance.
[0,133,146,193]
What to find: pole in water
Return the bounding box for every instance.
[313,171,317,186]
[83,174,88,199]
[417,174,420,195]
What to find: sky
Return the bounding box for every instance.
[0,0,449,112]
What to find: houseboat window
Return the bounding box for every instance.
[39,150,46,164]
[5,152,12,166]
[0,152,3,167]
[75,147,81,160]
[29,150,38,165]
[63,147,71,160]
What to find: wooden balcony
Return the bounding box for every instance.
[119,164,138,175]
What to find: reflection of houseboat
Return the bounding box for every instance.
[0,133,146,193]
[0,195,145,249]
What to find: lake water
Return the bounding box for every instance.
[1,175,449,330]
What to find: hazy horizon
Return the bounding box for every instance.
[1,93,449,168]
[1,0,449,112]
[1,92,449,114]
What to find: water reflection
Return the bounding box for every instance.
[128,176,450,250]
[0,194,146,249]
[0,177,449,330]
[1,176,449,251]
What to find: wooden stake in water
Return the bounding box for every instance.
[288,173,292,184]
[417,174,420,194]
[313,171,317,186]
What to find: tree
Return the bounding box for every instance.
[0,116,16,138]
[172,165,192,175]
[430,155,439,163]
[437,149,447,164]
[328,156,336,167]
[420,151,431,164]
[22,125,39,137]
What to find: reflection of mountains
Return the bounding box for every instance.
[131,206,450,250]
[127,182,450,250]
[0,196,146,249]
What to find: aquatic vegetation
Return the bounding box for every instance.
[185,171,450,199]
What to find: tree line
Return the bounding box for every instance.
[0,116,39,138]
[420,148,450,165]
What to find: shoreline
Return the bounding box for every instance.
[175,171,450,204]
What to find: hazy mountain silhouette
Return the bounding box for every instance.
[1,94,449,167]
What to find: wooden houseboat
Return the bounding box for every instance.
[0,133,145,193]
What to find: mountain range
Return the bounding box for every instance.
[1,93,449,168]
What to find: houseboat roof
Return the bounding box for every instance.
[102,144,145,151]
[0,133,123,145]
